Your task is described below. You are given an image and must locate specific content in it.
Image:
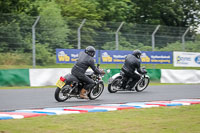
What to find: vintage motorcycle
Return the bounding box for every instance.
[54,64,105,102]
[107,67,150,93]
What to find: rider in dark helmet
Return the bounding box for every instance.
[133,49,142,59]
[121,49,145,90]
[71,46,105,99]
[85,46,96,57]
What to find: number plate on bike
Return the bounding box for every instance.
[56,80,65,88]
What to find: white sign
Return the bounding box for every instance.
[173,51,200,67]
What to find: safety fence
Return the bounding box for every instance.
[1,14,198,68]
[0,68,200,87]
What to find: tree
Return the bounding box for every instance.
[36,43,56,65]
[131,0,200,28]
[56,0,101,20]
[35,0,71,52]
[0,17,24,52]
[96,0,136,22]
[55,0,103,49]
[158,41,200,52]
[0,0,32,14]
[0,0,34,53]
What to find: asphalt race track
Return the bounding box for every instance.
[0,84,200,111]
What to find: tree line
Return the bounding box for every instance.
[0,0,200,65]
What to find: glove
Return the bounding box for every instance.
[100,69,105,75]
[140,67,147,74]
[142,68,147,74]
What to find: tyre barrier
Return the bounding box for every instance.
[0,98,200,120]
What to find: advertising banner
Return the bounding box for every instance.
[56,49,98,63]
[173,51,200,67]
[100,50,173,64]
[141,51,172,64]
[100,50,132,64]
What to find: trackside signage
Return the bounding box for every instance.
[100,50,173,64]
[100,50,132,64]
[173,51,200,67]
[56,49,98,63]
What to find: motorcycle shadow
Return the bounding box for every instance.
[54,98,103,103]
[106,90,150,94]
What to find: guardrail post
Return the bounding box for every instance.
[77,19,86,49]
[152,25,160,51]
[182,27,190,51]
[32,16,40,68]
[115,22,124,50]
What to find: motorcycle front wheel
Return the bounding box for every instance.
[54,87,68,102]
[135,77,150,92]
[88,82,104,100]
[108,77,122,93]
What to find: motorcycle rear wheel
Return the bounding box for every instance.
[54,87,68,102]
[135,77,150,92]
[88,83,104,100]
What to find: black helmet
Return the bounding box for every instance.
[85,46,96,57]
[133,49,142,59]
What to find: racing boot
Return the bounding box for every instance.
[125,84,131,90]
[80,88,89,99]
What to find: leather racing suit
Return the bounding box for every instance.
[121,54,144,89]
[71,51,102,91]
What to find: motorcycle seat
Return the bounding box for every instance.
[64,74,80,83]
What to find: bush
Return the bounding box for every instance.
[0,53,31,65]
[35,43,56,66]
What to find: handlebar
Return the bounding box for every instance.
[97,63,100,68]
[141,67,147,74]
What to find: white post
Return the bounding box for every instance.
[77,19,86,49]
[32,16,40,68]
[152,25,160,51]
[115,22,124,50]
[182,27,190,51]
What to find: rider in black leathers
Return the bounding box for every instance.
[121,49,145,90]
[71,46,105,99]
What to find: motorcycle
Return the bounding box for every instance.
[107,67,150,93]
[54,64,105,102]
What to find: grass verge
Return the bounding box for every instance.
[0,104,200,133]
[1,64,200,70]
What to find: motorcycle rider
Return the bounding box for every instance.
[71,46,105,99]
[121,49,146,90]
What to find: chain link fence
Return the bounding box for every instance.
[0,14,198,67]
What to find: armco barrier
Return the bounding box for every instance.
[161,69,200,83]
[102,69,120,83]
[102,69,161,83]
[147,69,161,81]
[1,68,200,87]
[0,68,163,86]
[29,68,71,87]
[0,69,30,86]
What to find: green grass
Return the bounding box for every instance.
[1,63,200,70]
[0,104,200,133]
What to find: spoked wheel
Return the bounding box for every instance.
[54,87,68,102]
[135,77,150,92]
[108,77,122,93]
[88,83,104,100]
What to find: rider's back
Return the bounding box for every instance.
[71,51,93,74]
[122,54,140,74]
